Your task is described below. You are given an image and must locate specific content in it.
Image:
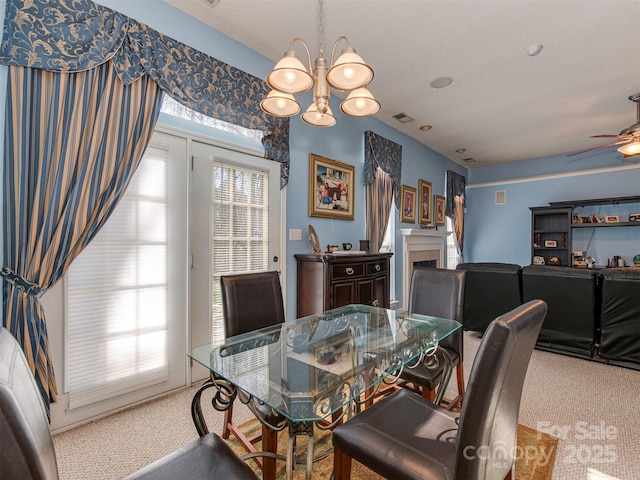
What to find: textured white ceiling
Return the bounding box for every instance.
[164,0,640,167]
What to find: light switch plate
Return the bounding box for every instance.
[289,228,302,241]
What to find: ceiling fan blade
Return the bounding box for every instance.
[567,139,631,157]
[590,134,627,139]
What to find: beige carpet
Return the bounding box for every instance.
[53,331,640,480]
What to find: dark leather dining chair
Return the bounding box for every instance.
[332,299,547,480]
[400,266,466,409]
[217,271,287,470]
[0,326,257,480]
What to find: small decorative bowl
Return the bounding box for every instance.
[342,243,352,251]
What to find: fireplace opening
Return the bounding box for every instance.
[414,259,437,268]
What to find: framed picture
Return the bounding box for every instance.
[309,153,355,220]
[418,179,432,225]
[433,194,446,226]
[571,214,581,224]
[605,215,619,223]
[400,185,417,223]
[544,240,557,248]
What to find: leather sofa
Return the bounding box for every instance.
[458,262,639,371]
[521,265,599,358]
[456,262,522,333]
[598,268,640,369]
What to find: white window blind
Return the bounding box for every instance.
[446,217,461,269]
[65,147,169,409]
[210,162,270,345]
[379,199,396,302]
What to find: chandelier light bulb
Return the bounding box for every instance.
[340,87,380,117]
[260,90,301,117]
[302,103,337,127]
[343,66,355,80]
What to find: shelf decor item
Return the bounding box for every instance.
[544,240,557,248]
[308,225,322,254]
[309,153,355,220]
[400,184,417,223]
[605,215,620,223]
[418,179,432,226]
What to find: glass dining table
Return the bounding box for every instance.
[189,304,461,480]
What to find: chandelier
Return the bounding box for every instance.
[260,0,380,127]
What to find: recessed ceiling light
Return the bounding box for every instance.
[430,77,453,89]
[455,148,466,154]
[420,125,432,131]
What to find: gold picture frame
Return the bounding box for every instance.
[419,179,432,226]
[434,194,446,226]
[400,185,417,223]
[309,153,355,220]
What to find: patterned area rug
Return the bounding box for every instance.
[228,416,558,479]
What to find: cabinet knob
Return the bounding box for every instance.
[345,267,355,275]
[374,264,381,272]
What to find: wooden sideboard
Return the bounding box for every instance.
[294,252,393,317]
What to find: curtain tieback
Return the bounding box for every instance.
[0,267,46,296]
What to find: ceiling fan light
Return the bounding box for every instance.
[261,90,301,117]
[341,87,380,116]
[266,51,314,94]
[302,103,337,127]
[617,139,640,156]
[326,47,373,90]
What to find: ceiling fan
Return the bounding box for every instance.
[568,93,640,158]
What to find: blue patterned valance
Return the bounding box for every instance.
[364,131,402,205]
[0,0,290,186]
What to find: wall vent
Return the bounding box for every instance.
[392,113,414,124]
[495,190,507,205]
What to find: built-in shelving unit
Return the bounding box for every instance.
[531,195,640,266]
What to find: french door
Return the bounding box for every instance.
[190,141,282,380]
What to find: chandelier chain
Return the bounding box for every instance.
[318,0,324,55]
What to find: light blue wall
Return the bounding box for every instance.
[465,151,640,267]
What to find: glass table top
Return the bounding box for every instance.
[189,304,461,423]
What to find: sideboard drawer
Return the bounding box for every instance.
[366,260,388,276]
[332,263,364,279]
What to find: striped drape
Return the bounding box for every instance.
[446,170,466,258]
[366,168,395,253]
[364,131,402,251]
[1,63,163,413]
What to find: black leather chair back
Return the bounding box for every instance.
[456,262,522,333]
[599,267,640,366]
[409,266,465,354]
[522,265,597,356]
[0,327,59,480]
[221,271,285,337]
[454,300,547,480]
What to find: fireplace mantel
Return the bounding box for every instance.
[400,229,452,308]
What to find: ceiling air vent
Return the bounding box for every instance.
[495,190,507,205]
[392,113,414,124]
